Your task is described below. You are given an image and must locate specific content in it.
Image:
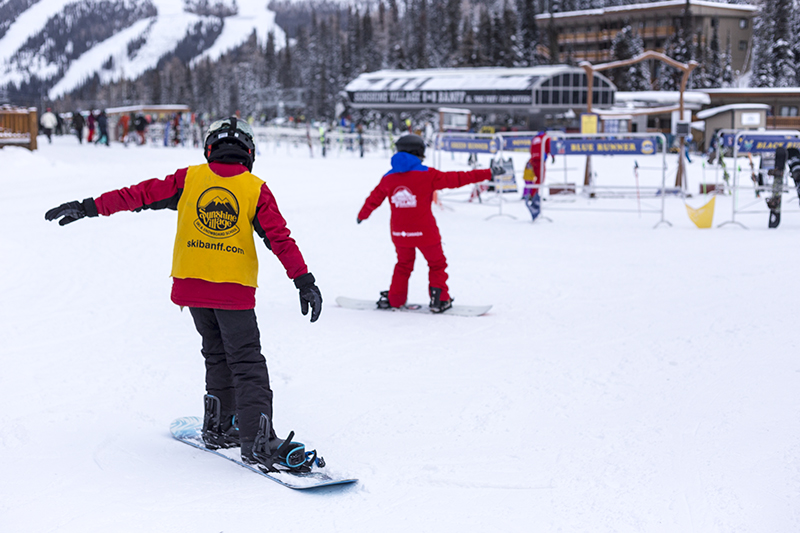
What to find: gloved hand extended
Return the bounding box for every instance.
[490,160,507,177]
[45,198,98,226]
[294,272,322,323]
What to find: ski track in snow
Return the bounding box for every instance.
[0,137,799,532]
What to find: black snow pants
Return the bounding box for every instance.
[189,308,277,446]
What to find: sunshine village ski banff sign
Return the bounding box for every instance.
[349,90,533,107]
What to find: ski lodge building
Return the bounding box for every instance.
[344,66,618,130]
[535,0,757,74]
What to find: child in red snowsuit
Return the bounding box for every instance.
[357,134,493,312]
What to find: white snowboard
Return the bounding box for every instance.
[336,296,492,317]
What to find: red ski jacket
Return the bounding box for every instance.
[93,162,308,310]
[358,152,491,246]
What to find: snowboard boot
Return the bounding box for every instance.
[202,394,240,450]
[241,414,322,473]
[376,290,392,309]
[429,287,453,313]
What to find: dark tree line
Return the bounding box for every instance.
[18,0,800,118]
[56,0,547,118]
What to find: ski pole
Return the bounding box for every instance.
[634,160,641,217]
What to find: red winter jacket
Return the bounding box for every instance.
[358,152,491,247]
[93,162,308,310]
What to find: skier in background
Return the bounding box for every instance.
[522,130,555,221]
[40,108,57,143]
[45,117,323,473]
[134,114,147,145]
[72,112,85,144]
[87,112,96,143]
[357,133,501,313]
[95,110,110,146]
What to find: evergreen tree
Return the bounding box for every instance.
[705,17,722,88]
[516,0,540,66]
[610,25,649,91]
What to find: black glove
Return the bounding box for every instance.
[45,198,98,226]
[490,160,506,177]
[294,272,322,323]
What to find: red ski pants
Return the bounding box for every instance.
[389,242,449,307]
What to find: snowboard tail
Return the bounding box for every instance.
[336,296,492,317]
[170,416,357,490]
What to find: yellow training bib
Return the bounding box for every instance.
[171,164,263,287]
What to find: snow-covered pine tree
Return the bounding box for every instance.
[609,24,650,91]
[750,0,776,87]
[705,17,722,89]
[515,0,540,66]
[659,0,694,89]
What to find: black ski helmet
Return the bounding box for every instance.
[395,134,426,159]
[204,117,257,170]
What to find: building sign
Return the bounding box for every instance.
[552,138,657,155]
[740,112,761,126]
[348,90,533,107]
[581,114,598,134]
[437,136,499,154]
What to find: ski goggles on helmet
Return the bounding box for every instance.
[204,117,256,152]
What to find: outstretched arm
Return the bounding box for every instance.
[45,169,186,225]
[357,183,387,223]
[431,168,492,190]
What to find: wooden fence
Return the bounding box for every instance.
[0,106,38,151]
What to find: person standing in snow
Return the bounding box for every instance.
[357,133,500,312]
[87,112,96,143]
[72,112,85,144]
[45,117,323,473]
[521,130,555,221]
[95,110,110,146]
[40,108,58,143]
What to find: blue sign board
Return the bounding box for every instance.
[503,137,535,152]
[721,134,800,154]
[437,136,499,154]
[551,138,658,156]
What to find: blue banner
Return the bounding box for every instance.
[437,136,499,154]
[503,136,535,152]
[723,134,800,154]
[551,138,658,156]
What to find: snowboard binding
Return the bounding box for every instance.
[245,414,325,474]
[429,287,453,313]
[376,290,392,309]
[202,394,240,450]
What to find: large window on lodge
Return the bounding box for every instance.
[534,74,612,106]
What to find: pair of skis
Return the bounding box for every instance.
[765,146,800,228]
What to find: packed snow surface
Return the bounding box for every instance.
[1,135,798,531]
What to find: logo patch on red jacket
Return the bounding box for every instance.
[391,186,417,208]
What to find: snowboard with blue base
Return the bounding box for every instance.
[170,416,357,490]
[336,296,492,317]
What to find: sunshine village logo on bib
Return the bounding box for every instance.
[194,187,241,238]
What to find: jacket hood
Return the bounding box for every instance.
[385,152,428,176]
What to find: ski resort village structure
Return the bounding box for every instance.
[344,66,617,130]
[535,0,757,73]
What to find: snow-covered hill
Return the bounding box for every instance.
[0,0,285,99]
